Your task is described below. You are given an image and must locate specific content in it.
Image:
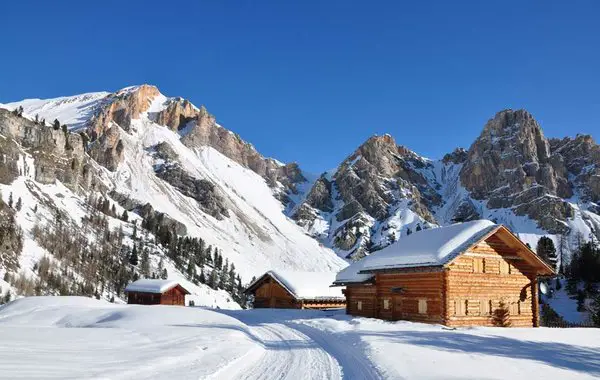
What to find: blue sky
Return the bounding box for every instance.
[1,1,598,173]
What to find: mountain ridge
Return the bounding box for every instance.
[1,85,598,307]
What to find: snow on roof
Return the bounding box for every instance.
[251,270,345,300]
[335,220,499,284]
[125,279,182,294]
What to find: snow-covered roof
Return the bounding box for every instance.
[335,220,499,284]
[247,270,345,300]
[125,279,186,294]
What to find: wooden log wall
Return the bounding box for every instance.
[445,235,537,327]
[252,278,301,309]
[160,287,186,306]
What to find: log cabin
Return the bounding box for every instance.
[125,279,190,306]
[245,270,346,309]
[333,220,555,327]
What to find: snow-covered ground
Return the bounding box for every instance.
[0,296,599,379]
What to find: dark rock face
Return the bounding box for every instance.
[0,198,23,273]
[304,176,333,213]
[137,203,188,236]
[550,134,600,202]
[443,148,468,165]
[0,109,100,193]
[151,142,229,220]
[459,109,576,233]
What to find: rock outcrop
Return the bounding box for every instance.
[152,142,229,220]
[460,109,574,233]
[0,109,99,192]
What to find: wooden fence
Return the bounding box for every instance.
[543,320,597,328]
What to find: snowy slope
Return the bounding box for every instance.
[111,103,346,280]
[1,91,110,130]
[0,86,346,299]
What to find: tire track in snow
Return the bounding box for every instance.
[208,322,341,380]
[286,321,384,380]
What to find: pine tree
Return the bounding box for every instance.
[33,204,38,213]
[111,204,117,217]
[53,119,61,130]
[208,269,218,289]
[416,224,422,231]
[15,197,22,211]
[591,293,600,327]
[121,210,129,222]
[140,249,150,276]
[157,257,164,275]
[406,227,412,236]
[199,268,206,284]
[161,268,168,280]
[8,192,13,208]
[536,236,557,269]
[493,300,511,327]
[186,257,196,278]
[129,245,138,266]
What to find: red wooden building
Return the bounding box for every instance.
[333,220,554,327]
[245,270,346,309]
[125,279,190,306]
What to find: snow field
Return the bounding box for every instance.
[2,297,599,380]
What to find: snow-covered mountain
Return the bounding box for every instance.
[1,85,598,307]
[289,110,600,265]
[0,85,346,307]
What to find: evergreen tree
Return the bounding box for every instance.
[15,197,22,211]
[416,224,422,231]
[140,249,150,276]
[157,258,164,275]
[161,268,168,280]
[199,268,206,284]
[53,119,61,130]
[8,192,13,208]
[121,210,129,222]
[129,244,139,266]
[208,269,218,289]
[33,204,38,213]
[61,124,68,135]
[493,300,511,327]
[406,227,412,236]
[186,257,196,278]
[536,236,557,269]
[591,293,600,327]
[111,204,117,217]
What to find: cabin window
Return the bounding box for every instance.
[357,301,363,311]
[418,299,427,314]
[473,258,483,273]
[453,299,465,316]
[466,300,481,316]
[383,299,390,310]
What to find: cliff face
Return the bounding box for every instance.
[0,109,100,192]
[291,134,440,260]
[291,109,599,260]
[459,110,574,234]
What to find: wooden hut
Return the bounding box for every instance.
[333,220,554,327]
[245,270,346,309]
[125,279,190,306]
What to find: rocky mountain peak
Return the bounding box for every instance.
[460,109,574,233]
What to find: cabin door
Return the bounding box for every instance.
[392,296,403,320]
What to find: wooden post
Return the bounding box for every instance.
[442,269,449,326]
[532,277,540,327]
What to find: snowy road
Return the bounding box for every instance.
[215,309,382,380]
